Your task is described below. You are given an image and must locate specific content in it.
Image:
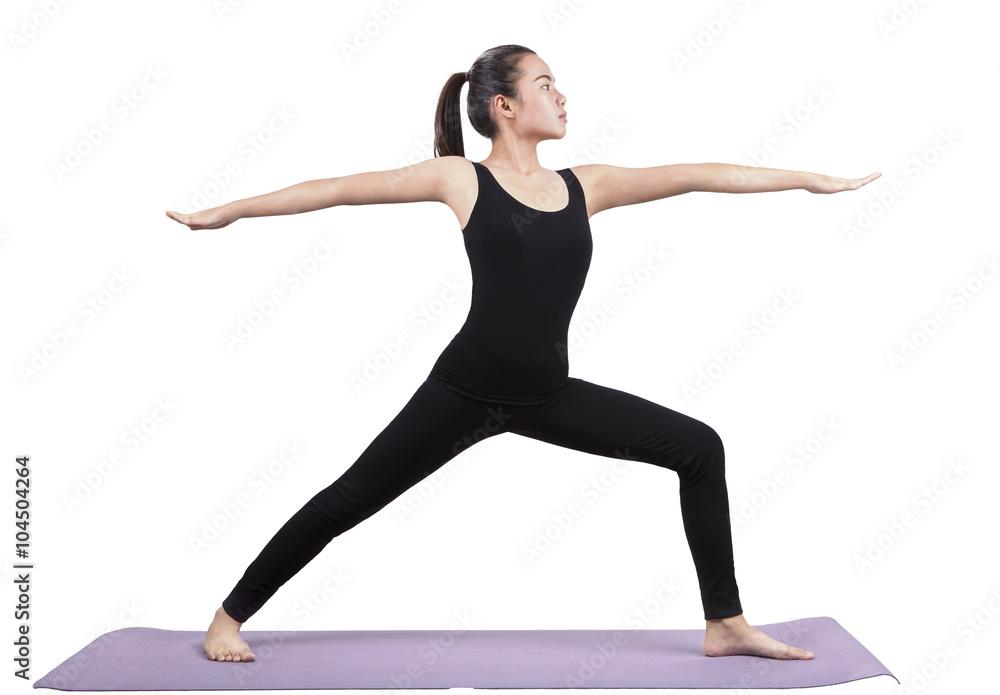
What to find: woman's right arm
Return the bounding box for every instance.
[165,156,460,230]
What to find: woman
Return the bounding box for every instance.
[167,44,878,664]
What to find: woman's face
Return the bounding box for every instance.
[500,53,568,141]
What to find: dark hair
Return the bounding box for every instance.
[433,44,537,158]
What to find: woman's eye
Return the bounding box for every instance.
[542,84,550,90]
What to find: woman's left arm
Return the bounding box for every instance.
[576,163,882,217]
[697,163,881,194]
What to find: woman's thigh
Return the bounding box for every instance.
[318,376,514,523]
[506,377,725,478]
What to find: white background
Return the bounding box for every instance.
[3,0,998,693]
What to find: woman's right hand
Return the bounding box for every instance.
[165,204,238,230]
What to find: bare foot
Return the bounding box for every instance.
[703,613,813,659]
[204,605,256,662]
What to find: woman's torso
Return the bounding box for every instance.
[428,160,593,404]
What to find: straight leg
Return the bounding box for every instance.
[220,377,509,624]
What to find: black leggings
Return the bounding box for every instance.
[221,375,743,622]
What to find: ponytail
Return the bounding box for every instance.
[433,71,468,158]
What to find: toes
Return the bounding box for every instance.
[205,644,254,663]
[789,645,812,659]
[778,643,813,660]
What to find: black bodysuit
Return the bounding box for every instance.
[429,161,592,403]
[222,160,743,625]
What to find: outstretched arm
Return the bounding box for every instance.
[165,156,458,230]
[695,163,881,194]
[578,163,881,216]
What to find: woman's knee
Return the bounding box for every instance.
[676,418,726,482]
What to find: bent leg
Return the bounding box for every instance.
[221,377,507,623]
[507,377,743,620]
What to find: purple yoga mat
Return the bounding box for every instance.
[34,615,896,690]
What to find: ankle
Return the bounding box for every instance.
[706,613,746,629]
[215,605,243,627]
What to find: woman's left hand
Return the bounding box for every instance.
[806,171,882,194]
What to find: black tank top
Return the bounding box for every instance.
[428,160,593,404]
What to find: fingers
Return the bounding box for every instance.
[165,209,205,230]
[166,207,232,230]
[858,171,881,187]
[843,171,881,191]
[165,210,194,228]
